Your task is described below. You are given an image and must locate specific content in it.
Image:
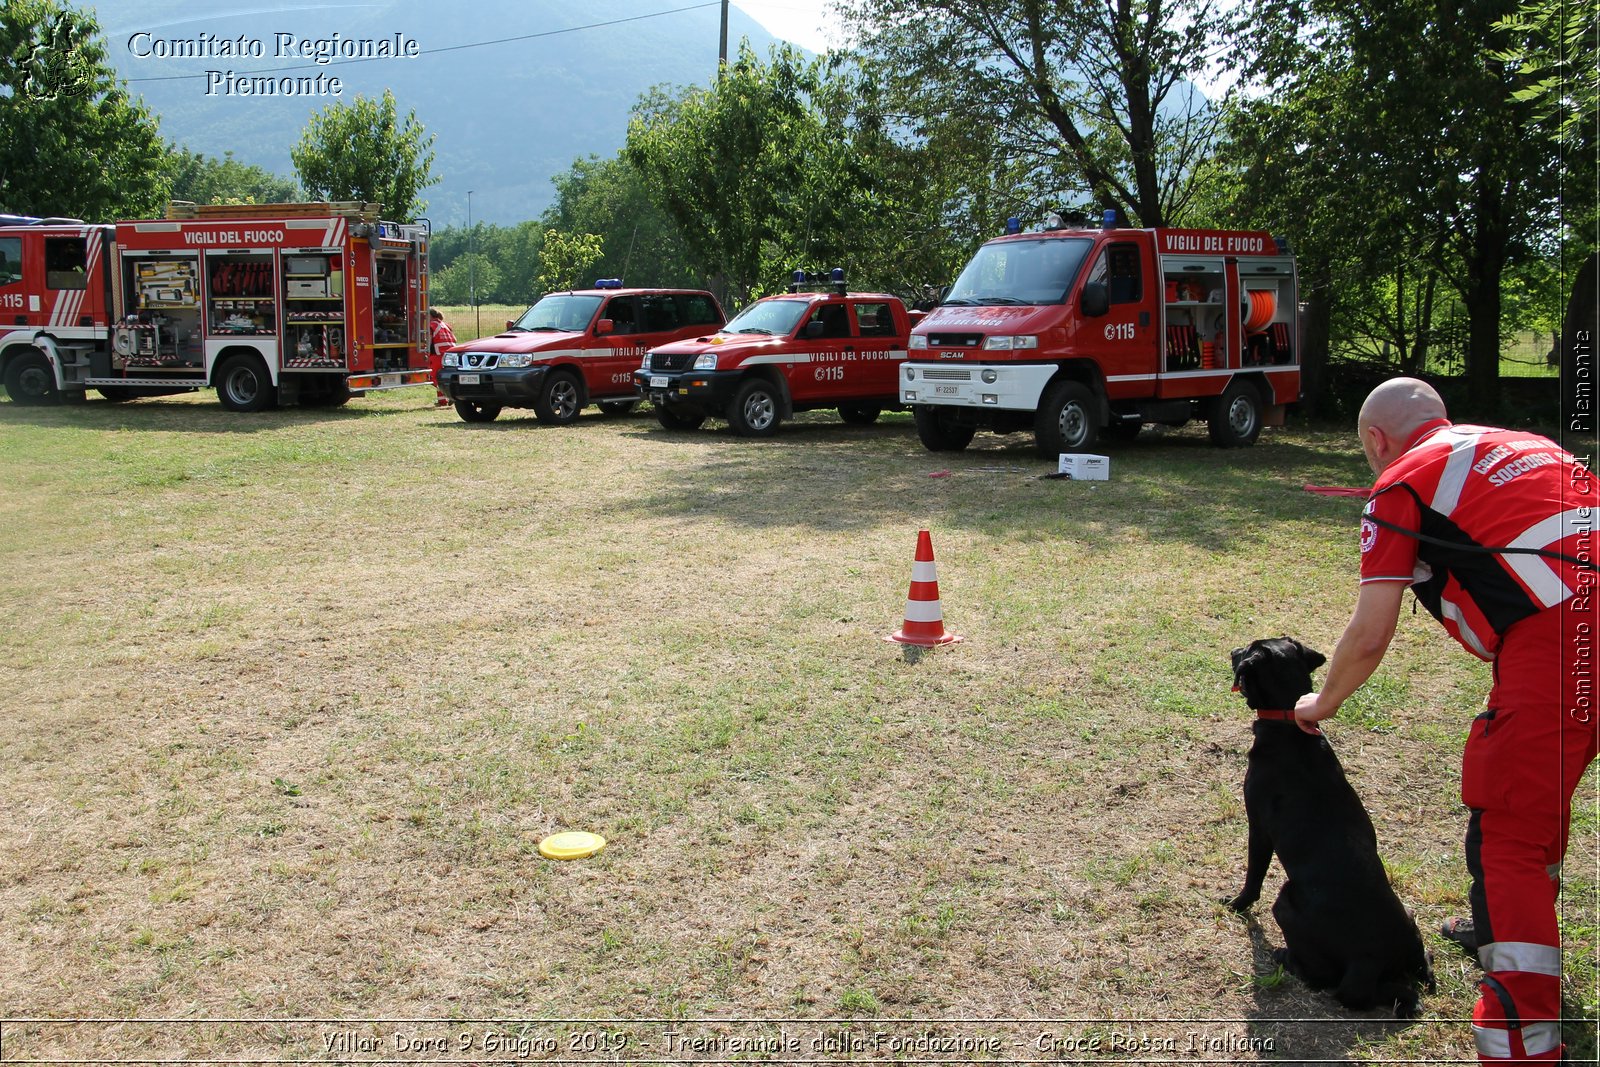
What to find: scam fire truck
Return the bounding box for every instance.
[635,270,912,437]
[901,213,1301,456]
[437,282,726,423]
[0,202,431,411]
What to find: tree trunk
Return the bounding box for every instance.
[1299,262,1334,415]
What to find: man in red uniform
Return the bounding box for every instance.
[428,308,457,407]
[1296,377,1597,1063]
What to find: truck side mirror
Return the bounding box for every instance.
[595,318,614,336]
[505,319,516,331]
[804,321,825,339]
[1080,282,1109,318]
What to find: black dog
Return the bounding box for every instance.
[1227,637,1435,1018]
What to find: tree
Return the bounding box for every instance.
[544,155,699,288]
[169,148,299,206]
[430,253,501,306]
[848,0,1227,228]
[626,44,955,304]
[536,230,604,293]
[0,0,171,219]
[1227,0,1568,411]
[290,89,437,221]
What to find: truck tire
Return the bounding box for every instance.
[654,403,705,431]
[1209,379,1263,447]
[913,405,975,452]
[1036,380,1099,457]
[535,370,583,424]
[454,399,501,423]
[4,350,60,405]
[597,400,638,417]
[300,377,352,408]
[839,403,881,425]
[215,354,278,412]
[727,378,782,437]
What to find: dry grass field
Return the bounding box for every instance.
[0,389,1594,1065]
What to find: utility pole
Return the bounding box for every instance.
[467,190,479,339]
[718,0,728,72]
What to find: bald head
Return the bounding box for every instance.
[1357,377,1449,474]
[1359,377,1448,437]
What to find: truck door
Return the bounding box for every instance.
[43,230,111,334]
[848,299,901,394]
[1079,239,1158,394]
[800,301,852,399]
[0,233,27,328]
[597,294,644,397]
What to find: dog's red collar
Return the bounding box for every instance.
[1255,709,1300,722]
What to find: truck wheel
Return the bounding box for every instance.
[535,371,583,424]
[215,354,278,412]
[913,405,974,452]
[727,378,781,437]
[597,400,638,417]
[1036,380,1099,457]
[654,403,705,431]
[4,350,60,405]
[1209,380,1263,447]
[454,399,501,423]
[839,403,881,425]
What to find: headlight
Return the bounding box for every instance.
[639,353,652,370]
[982,335,1039,351]
[692,353,718,370]
[442,352,460,368]
[981,368,998,384]
[498,353,534,369]
[909,335,928,349]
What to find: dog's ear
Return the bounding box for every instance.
[1231,642,1266,692]
[1290,637,1327,672]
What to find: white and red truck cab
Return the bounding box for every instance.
[634,270,912,436]
[901,213,1301,456]
[438,282,724,423]
[0,202,431,411]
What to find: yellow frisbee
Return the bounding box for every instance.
[538,831,607,860]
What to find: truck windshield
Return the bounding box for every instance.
[943,238,1092,306]
[513,294,603,332]
[722,298,809,336]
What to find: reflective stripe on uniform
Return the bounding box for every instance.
[1441,598,1493,658]
[1473,1021,1563,1059]
[1480,941,1562,976]
[1427,428,1484,517]
[1504,508,1589,607]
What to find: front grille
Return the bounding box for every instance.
[920,367,971,381]
[462,351,499,369]
[648,351,694,372]
[928,333,983,348]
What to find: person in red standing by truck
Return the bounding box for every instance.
[1295,377,1598,1063]
[428,308,457,407]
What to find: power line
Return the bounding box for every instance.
[124,2,722,84]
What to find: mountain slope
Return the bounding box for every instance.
[92,0,785,224]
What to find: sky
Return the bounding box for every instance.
[734,0,847,53]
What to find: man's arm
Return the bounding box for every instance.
[1294,580,1408,734]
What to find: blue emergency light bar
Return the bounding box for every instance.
[787,268,847,294]
[1005,216,1021,235]
[594,278,623,289]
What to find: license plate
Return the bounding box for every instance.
[935,385,960,395]
[458,373,480,385]
[650,376,668,388]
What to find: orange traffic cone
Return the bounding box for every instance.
[886,529,963,646]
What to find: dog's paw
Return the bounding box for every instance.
[1392,993,1423,1020]
[1225,893,1256,913]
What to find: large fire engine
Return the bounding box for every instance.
[0,202,431,411]
[635,270,912,436]
[900,214,1301,455]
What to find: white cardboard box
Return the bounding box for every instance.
[1058,453,1110,480]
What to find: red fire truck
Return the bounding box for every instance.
[635,270,912,436]
[900,214,1301,455]
[0,202,431,411]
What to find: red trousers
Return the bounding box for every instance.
[1462,602,1599,1062]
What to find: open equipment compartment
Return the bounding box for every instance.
[1160,256,1223,370]
[282,250,346,370]
[115,251,204,369]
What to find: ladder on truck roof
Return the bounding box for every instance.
[165,201,383,222]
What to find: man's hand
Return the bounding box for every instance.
[1294,691,1335,736]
